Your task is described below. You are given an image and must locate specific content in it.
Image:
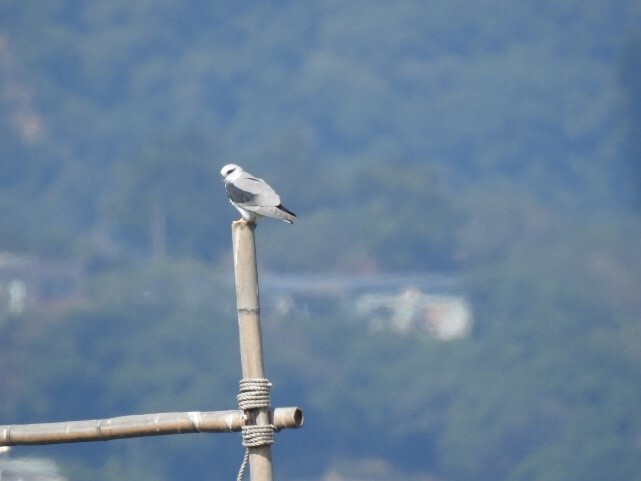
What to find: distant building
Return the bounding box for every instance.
[0,253,82,318]
[261,272,473,340]
[0,453,66,481]
[354,288,473,340]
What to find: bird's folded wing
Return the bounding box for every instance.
[232,176,281,207]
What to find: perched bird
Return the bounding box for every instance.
[220,163,296,224]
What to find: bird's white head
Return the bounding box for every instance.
[220,163,243,182]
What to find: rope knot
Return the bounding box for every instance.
[236,378,275,447]
[236,378,276,481]
[241,425,274,448]
[237,378,272,410]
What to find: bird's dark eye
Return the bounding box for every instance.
[226,168,236,175]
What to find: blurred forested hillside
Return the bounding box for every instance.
[1,0,640,264]
[1,1,641,480]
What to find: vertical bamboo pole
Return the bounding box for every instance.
[232,221,274,481]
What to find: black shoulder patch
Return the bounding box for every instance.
[226,183,257,204]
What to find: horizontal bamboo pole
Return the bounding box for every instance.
[0,407,303,446]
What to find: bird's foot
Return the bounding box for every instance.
[233,218,256,227]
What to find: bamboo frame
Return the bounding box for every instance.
[0,220,301,481]
[0,407,303,446]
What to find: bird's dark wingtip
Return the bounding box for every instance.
[278,204,296,217]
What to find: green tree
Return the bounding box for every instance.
[621,35,641,209]
[104,133,225,262]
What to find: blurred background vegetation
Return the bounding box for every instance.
[1,1,640,480]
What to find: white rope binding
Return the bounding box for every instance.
[236,378,275,481]
[237,378,272,410]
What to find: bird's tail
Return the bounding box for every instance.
[273,204,296,224]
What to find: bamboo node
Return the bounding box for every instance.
[187,411,203,432]
[237,307,261,314]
